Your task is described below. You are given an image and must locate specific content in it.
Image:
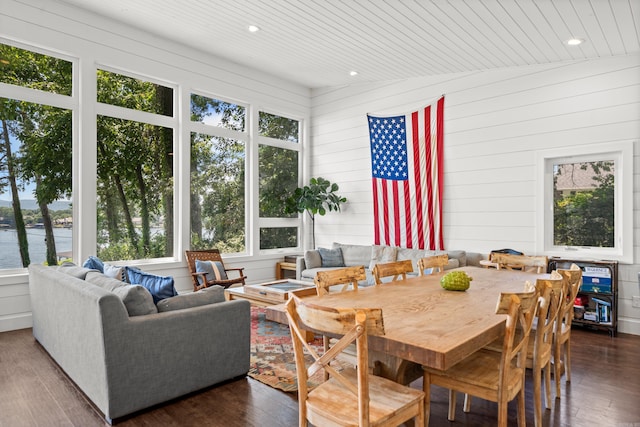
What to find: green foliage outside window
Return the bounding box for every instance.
[553,161,615,248]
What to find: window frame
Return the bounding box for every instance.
[255,109,303,254]
[535,141,634,263]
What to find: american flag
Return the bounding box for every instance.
[367,96,444,250]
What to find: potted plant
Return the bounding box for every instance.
[285,177,347,248]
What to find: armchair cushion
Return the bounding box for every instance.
[195,260,228,285]
[156,286,225,312]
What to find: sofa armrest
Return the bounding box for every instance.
[296,256,307,280]
[102,299,251,419]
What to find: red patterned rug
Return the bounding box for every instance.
[249,306,324,392]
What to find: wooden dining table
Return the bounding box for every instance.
[298,266,549,385]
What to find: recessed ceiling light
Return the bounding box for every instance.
[349,71,358,76]
[566,38,584,46]
[248,25,260,33]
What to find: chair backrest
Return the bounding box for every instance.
[494,288,540,394]
[285,295,385,426]
[532,272,565,361]
[417,254,449,276]
[184,249,223,288]
[372,259,413,285]
[556,264,583,333]
[314,265,366,296]
[493,253,548,274]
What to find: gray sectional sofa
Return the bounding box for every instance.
[296,242,487,284]
[28,264,250,424]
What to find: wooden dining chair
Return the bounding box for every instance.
[314,266,366,375]
[417,254,448,276]
[184,249,246,291]
[372,259,413,285]
[493,253,548,274]
[554,264,583,398]
[314,265,366,296]
[285,295,425,427]
[423,289,540,427]
[465,273,563,427]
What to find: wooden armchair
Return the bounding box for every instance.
[372,259,413,285]
[417,254,449,276]
[285,295,424,427]
[184,249,247,291]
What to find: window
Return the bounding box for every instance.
[0,43,73,270]
[189,94,247,253]
[536,142,633,263]
[96,69,175,261]
[258,112,300,251]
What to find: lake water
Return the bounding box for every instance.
[0,228,73,269]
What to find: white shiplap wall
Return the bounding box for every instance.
[0,0,310,332]
[309,54,640,335]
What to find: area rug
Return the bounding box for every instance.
[249,306,324,392]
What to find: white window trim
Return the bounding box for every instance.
[535,141,634,264]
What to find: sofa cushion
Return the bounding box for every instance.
[332,243,372,267]
[82,255,104,273]
[445,250,467,267]
[85,272,158,316]
[57,264,97,280]
[124,267,178,304]
[304,250,322,270]
[195,260,228,285]
[369,245,398,270]
[156,286,225,312]
[318,247,345,267]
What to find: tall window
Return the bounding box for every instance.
[536,142,633,263]
[96,69,175,261]
[189,94,246,253]
[0,43,73,270]
[258,111,300,250]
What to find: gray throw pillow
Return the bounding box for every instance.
[318,247,345,267]
[304,250,322,269]
[156,286,225,312]
[85,271,158,316]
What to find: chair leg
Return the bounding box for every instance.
[517,388,526,427]
[544,362,552,409]
[463,393,471,412]
[498,396,509,427]
[533,366,542,427]
[554,340,563,398]
[423,372,431,426]
[448,389,456,421]
[565,339,572,382]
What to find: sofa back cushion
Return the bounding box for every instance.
[304,250,322,269]
[332,243,372,267]
[85,272,158,316]
[156,286,225,312]
[369,245,398,270]
[57,264,98,280]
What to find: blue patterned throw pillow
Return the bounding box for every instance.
[82,255,104,273]
[124,267,178,304]
[195,260,228,285]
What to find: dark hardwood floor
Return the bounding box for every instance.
[1,326,639,426]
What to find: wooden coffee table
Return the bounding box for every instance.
[225,279,317,341]
[224,279,316,306]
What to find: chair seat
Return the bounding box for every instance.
[307,368,424,426]
[424,349,524,400]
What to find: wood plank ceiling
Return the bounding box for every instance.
[57,0,640,88]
